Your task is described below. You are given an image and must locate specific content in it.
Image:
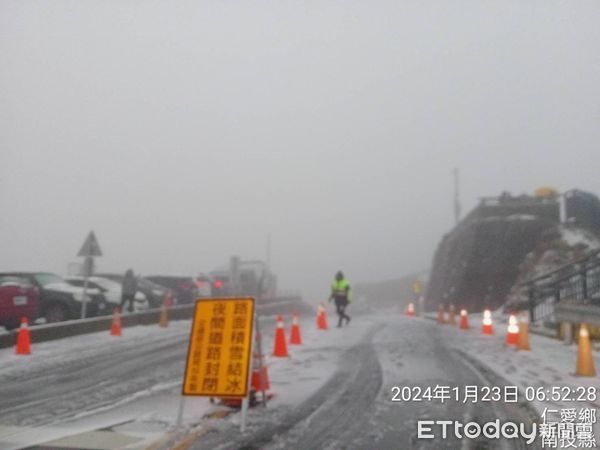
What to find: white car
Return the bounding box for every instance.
[65,276,149,312]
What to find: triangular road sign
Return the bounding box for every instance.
[78,231,102,257]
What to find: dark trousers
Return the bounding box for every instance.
[334,297,350,327]
[121,293,135,313]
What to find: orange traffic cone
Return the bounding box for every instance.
[317,303,328,330]
[164,290,174,308]
[111,307,122,337]
[448,304,456,325]
[159,302,169,328]
[517,313,530,350]
[15,317,31,355]
[251,329,271,397]
[437,304,446,324]
[575,323,596,377]
[459,309,469,329]
[506,315,519,345]
[290,313,302,345]
[272,315,289,357]
[251,356,271,392]
[405,302,415,316]
[481,309,494,335]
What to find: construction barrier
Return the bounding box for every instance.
[159,302,169,328]
[272,315,289,357]
[317,304,328,330]
[481,309,494,335]
[15,317,31,355]
[290,313,302,345]
[576,323,596,377]
[506,315,519,346]
[111,307,122,337]
[459,309,469,330]
[516,313,530,351]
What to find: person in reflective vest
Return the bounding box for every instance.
[329,271,351,328]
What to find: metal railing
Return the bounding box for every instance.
[520,249,600,323]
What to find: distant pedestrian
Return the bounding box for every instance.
[329,271,351,328]
[121,269,137,313]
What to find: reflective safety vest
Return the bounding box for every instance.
[331,279,351,302]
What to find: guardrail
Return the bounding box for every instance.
[0,298,313,350]
[520,249,600,323]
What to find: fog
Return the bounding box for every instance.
[1,0,599,301]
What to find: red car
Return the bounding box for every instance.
[0,275,39,330]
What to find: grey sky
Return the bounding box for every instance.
[1,0,599,301]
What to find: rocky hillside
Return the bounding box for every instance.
[425,191,600,313]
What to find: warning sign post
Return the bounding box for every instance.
[177,297,255,431]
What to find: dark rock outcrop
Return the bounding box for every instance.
[425,195,560,313]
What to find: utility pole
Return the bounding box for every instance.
[453,168,461,225]
[266,234,271,269]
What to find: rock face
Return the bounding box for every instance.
[425,195,561,313]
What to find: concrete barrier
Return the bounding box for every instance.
[0,298,313,349]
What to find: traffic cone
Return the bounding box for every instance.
[290,313,302,345]
[317,303,328,330]
[164,290,174,308]
[448,304,456,325]
[405,302,415,316]
[251,328,271,398]
[159,302,169,328]
[272,315,289,357]
[481,309,494,335]
[437,304,446,324]
[15,317,31,355]
[111,307,122,337]
[517,313,530,350]
[506,315,519,346]
[251,354,271,392]
[459,309,469,329]
[575,323,596,377]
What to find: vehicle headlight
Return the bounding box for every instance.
[73,292,84,301]
[153,289,163,296]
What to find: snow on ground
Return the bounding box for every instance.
[264,313,377,409]
[7,306,598,448]
[0,319,191,379]
[427,312,600,437]
[0,308,378,449]
[561,225,600,250]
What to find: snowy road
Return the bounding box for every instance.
[187,315,539,450]
[1,311,580,449]
[0,321,195,449]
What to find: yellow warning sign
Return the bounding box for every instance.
[412,280,422,295]
[182,297,255,397]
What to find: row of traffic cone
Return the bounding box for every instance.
[437,303,597,377]
[110,292,173,337]
[272,313,303,357]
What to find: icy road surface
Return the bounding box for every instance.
[3,310,598,449]
[186,314,540,450]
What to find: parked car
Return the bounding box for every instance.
[144,276,199,304]
[0,272,109,323]
[210,271,232,296]
[195,273,212,297]
[65,276,149,312]
[0,275,39,330]
[96,273,168,308]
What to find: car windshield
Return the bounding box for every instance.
[34,273,67,287]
